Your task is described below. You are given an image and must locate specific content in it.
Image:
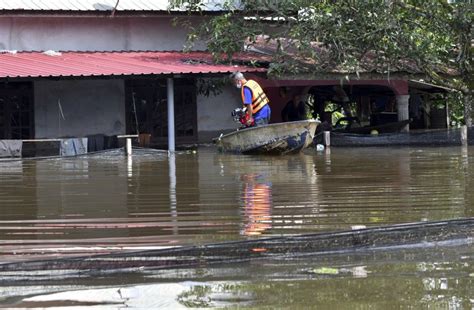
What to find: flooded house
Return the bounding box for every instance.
[244,35,459,146]
[0,0,270,156]
[0,1,465,158]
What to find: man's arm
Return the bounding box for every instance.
[243,86,254,125]
[247,104,254,124]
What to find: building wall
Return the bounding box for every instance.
[34,79,125,138]
[197,84,242,142]
[34,77,240,143]
[1,15,235,143]
[0,16,206,51]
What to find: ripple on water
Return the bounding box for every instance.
[0,146,472,262]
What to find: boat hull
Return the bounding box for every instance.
[330,128,467,147]
[334,120,411,134]
[215,120,319,155]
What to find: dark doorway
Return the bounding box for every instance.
[0,82,34,139]
[125,78,197,147]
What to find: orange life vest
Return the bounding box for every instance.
[241,80,269,114]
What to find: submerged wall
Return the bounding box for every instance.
[34,78,241,143]
[469,127,474,145]
[34,79,125,138]
[197,84,242,143]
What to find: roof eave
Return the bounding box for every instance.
[277,71,428,81]
[0,10,228,18]
[408,80,454,93]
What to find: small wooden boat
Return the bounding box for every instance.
[330,128,467,147]
[214,120,319,154]
[330,132,411,147]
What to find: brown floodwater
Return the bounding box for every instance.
[0,146,473,308]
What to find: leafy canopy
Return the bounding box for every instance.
[172,1,470,83]
[171,0,472,123]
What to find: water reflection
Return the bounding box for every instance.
[240,173,272,236]
[0,147,472,263]
[1,243,471,309]
[214,152,321,236]
[169,152,178,235]
[0,147,473,307]
[127,154,133,178]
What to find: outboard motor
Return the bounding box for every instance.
[231,107,254,127]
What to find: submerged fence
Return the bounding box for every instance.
[0,134,138,159]
[1,127,473,158]
[0,218,472,276]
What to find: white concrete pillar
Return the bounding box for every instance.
[396,94,410,132]
[461,125,468,146]
[323,131,331,147]
[167,78,175,152]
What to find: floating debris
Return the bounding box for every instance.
[311,267,339,275]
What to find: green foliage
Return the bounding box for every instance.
[446,92,467,126]
[168,0,206,11]
[177,285,212,307]
[177,282,249,308]
[174,0,473,123]
[176,1,469,78]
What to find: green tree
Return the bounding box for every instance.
[171,0,472,125]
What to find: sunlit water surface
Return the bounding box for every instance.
[0,146,473,308]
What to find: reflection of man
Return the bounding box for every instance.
[240,173,272,236]
[231,72,271,127]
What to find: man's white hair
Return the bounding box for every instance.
[231,72,245,81]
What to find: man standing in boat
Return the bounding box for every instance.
[231,72,271,127]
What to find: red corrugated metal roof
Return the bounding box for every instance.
[0,51,268,79]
